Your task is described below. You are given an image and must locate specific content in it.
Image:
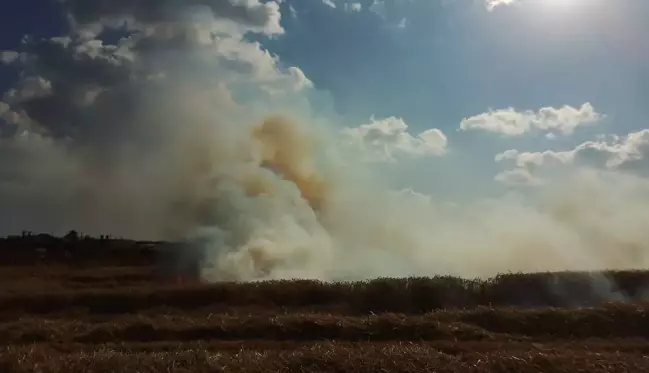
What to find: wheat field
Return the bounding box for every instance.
[2,260,649,372]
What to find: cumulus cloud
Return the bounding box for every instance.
[494,129,649,186]
[322,0,363,12]
[495,149,573,169]
[460,103,604,137]
[485,0,517,11]
[340,116,448,162]
[494,168,544,187]
[0,51,21,64]
[345,2,362,12]
[4,76,53,102]
[62,0,284,37]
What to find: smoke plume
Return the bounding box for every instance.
[1,0,649,283]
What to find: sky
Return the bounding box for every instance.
[1,0,648,195]
[261,0,649,194]
[1,0,649,278]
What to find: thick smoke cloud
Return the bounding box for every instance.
[62,0,284,36]
[2,0,649,283]
[0,0,303,239]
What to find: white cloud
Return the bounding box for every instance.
[65,0,285,37]
[207,37,313,94]
[0,51,20,64]
[495,149,573,169]
[494,168,544,187]
[0,106,23,128]
[0,102,9,117]
[485,0,517,11]
[322,0,337,8]
[368,0,386,18]
[345,3,362,12]
[494,129,649,186]
[341,116,447,162]
[585,130,649,168]
[283,66,314,91]
[460,103,603,137]
[4,76,53,103]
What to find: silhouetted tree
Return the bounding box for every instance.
[64,230,79,241]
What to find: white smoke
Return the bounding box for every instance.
[1,0,648,282]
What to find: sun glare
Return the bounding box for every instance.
[544,0,577,8]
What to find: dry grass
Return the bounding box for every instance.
[4,263,649,372]
[3,269,649,315]
[3,343,649,373]
[3,304,649,345]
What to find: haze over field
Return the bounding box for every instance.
[1,0,649,281]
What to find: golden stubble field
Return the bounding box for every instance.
[3,263,649,372]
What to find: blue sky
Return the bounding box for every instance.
[1,0,649,236]
[0,0,65,91]
[2,0,648,174]
[260,0,649,195]
[265,0,648,135]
